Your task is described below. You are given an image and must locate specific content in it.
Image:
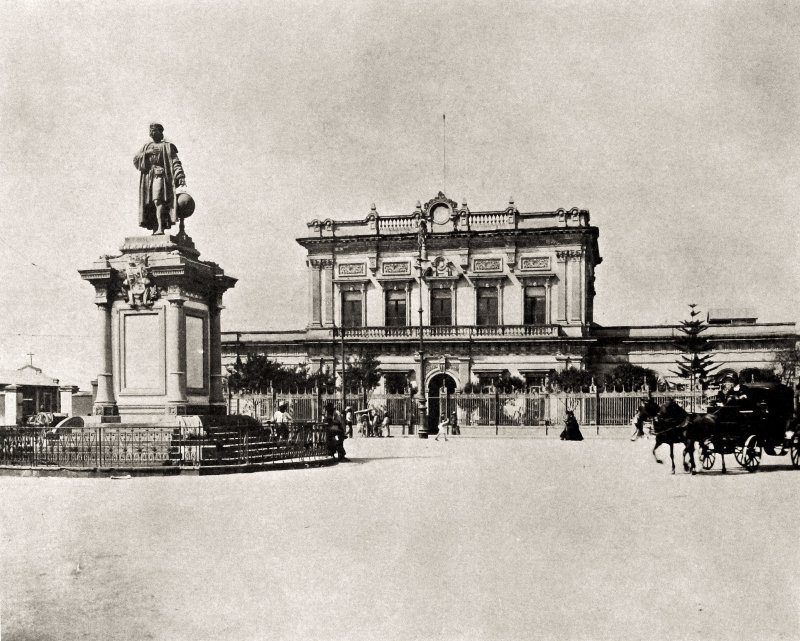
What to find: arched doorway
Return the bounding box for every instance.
[427,373,457,432]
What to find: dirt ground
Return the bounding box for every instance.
[1,435,798,641]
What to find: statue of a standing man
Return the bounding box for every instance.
[134,123,187,235]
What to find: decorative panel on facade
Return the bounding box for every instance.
[338,263,366,277]
[473,258,502,273]
[520,256,550,271]
[381,261,411,276]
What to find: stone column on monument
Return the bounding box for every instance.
[166,296,187,410]
[209,298,225,408]
[94,301,117,413]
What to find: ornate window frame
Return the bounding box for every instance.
[338,281,368,328]
[518,274,556,325]
[381,280,412,326]
[472,275,506,326]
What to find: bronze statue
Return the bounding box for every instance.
[134,123,191,235]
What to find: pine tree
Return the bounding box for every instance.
[672,304,719,389]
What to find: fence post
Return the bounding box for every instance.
[315,386,322,422]
[408,387,415,435]
[596,389,601,435]
[494,387,500,436]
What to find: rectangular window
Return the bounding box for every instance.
[524,372,547,390]
[524,286,546,325]
[342,291,362,328]
[385,289,406,327]
[476,288,498,326]
[430,289,452,326]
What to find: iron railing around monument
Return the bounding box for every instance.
[0,422,332,470]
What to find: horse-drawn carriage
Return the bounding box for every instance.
[697,382,799,473]
[639,382,799,474]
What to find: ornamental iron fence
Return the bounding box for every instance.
[230,388,716,434]
[0,422,332,470]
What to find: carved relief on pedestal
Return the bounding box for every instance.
[122,257,159,307]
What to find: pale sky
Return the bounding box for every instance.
[1,0,798,389]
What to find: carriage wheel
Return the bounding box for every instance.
[791,437,800,468]
[740,435,762,472]
[733,444,746,466]
[699,440,716,470]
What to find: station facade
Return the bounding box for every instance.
[221,193,798,392]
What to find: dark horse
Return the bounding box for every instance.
[634,399,718,474]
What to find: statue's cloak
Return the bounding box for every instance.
[134,140,181,230]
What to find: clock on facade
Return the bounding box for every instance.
[430,203,451,225]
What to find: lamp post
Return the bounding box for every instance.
[416,216,429,438]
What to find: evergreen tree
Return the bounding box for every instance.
[672,304,719,388]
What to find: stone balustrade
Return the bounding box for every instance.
[337,325,559,339]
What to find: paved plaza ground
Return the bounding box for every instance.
[1,434,798,641]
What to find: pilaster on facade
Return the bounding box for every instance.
[307,257,334,328]
[555,249,585,328]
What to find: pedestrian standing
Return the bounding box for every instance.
[358,413,369,437]
[448,411,459,436]
[368,409,378,437]
[344,406,353,438]
[323,402,347,460]
[273,401,291,440]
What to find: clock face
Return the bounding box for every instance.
[431,204,451,225]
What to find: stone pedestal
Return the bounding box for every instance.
[79,232,236,418]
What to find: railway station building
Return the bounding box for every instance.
[221,193,798,395]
